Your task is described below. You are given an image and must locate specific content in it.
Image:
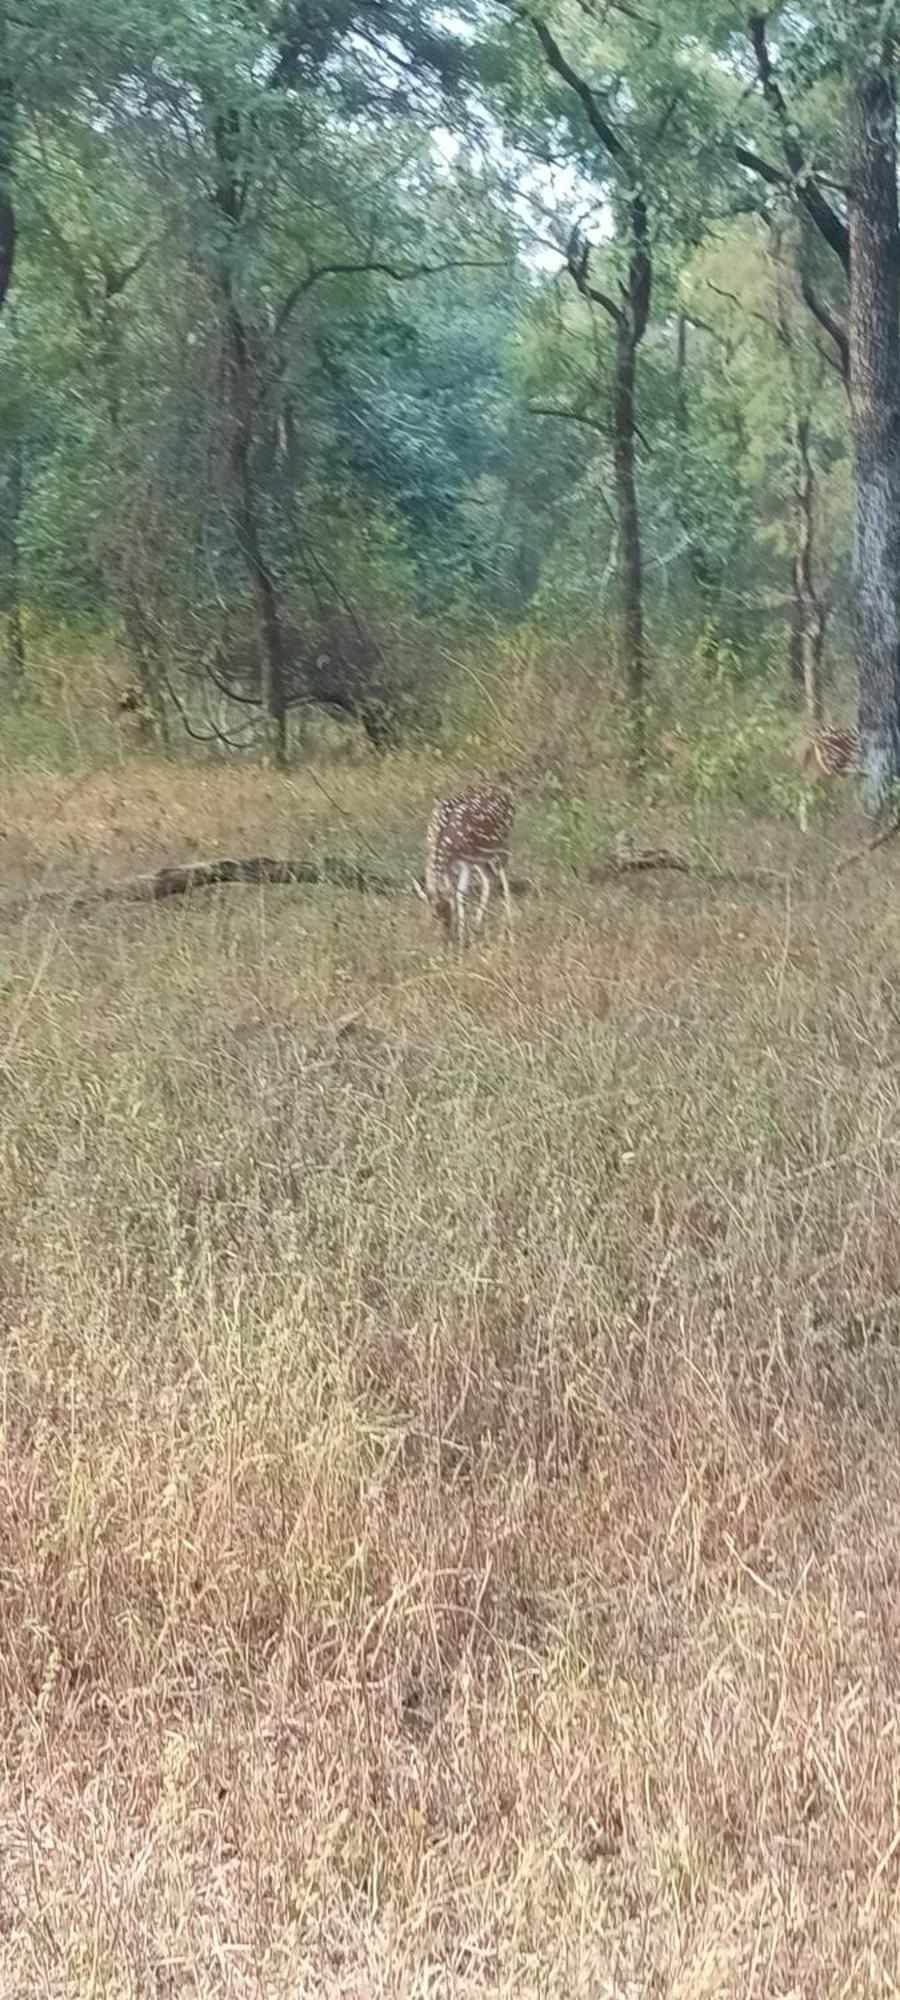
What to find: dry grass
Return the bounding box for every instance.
[1,752,900,1995]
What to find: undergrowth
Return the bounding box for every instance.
[0,676,889,1996]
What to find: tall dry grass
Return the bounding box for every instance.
[0,755,899,1995]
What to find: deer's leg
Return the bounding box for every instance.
[472,865,491,930]
[497,862,513,933]
[453,862,470,947]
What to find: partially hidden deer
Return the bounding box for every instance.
[414,784,514,945]
[799,725,859,831]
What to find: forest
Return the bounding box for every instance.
[5,7,900,1997]
[3,0,892,787]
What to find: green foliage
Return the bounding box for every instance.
[537,775,592,871]
[0,0,863,769]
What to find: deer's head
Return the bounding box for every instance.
[412,874,453,933]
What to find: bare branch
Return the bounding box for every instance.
[200,651,264,708]
[746,13,850,273]
[528,401,608,432]
[798,267,849,385]
[566,231,625,324]
[734,141,789,189]
[516,7,629,169]
[705,277,772,336]
[161,671,257,748]
[512,10,650,338]
[273,254,505,338]
[101,240,156,299]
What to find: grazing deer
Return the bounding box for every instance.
[799,725,859,831]
[414,783,514,945]
[803,725,860,778]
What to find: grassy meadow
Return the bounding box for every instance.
[1,655,900,1995]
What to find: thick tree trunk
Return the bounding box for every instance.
[212,112,289,769]
[613,323,645,768]
[121,602,171,753]
[225,303,289,769]
[848,58,900,812]
[791,414,825,726]
[0,6,15,318]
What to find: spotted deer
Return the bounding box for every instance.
[799,725,859,831]
[414,784,514,945]
[803,725,860,778]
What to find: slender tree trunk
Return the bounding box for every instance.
[0,5,15,318]
[613,322,645,768]
[769,234,826,720]
[98,301,122,432]
[791,413,825,726]
[224,302,289,768]
[848,55,900,811]
[5,418,23,683]
[787,586,804,703]
[674,312,687,435]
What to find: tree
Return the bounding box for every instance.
[726,5,900,804]
[772,235,827,724]
[0,3,14,316]
[0,0,877,779]
[847,18,900,806]
[498,5,655,763]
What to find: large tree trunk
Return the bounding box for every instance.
[848,56,900,811]
[0,6,14,318]
[121,598,172,753]
[613,322,645,769]
[213,111,289,770]
[224,302,289,769]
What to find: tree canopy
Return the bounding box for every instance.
[2,0,898,783]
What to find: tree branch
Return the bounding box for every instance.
[162,670,259,747]
[517,7,629,168]
[519,16,650,342]
[273,254,504,337]
[746,13,849,272]
[566,232,625,324]
[101,240,156,299]
[798,267,849,385]
[528,401,608,432]
[734,141,789,189]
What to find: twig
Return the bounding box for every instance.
[832,819,900,876]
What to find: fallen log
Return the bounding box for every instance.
[587,847,790,889]
[0,840,800,924]
[87,854,402,904]
[0,854,531,920]
[588,844,690,882]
